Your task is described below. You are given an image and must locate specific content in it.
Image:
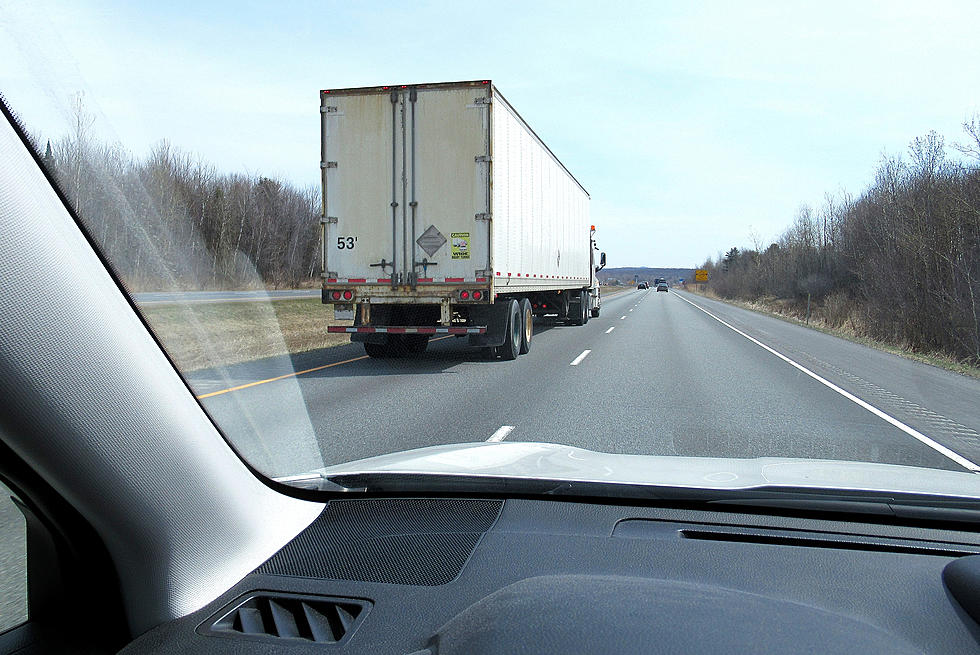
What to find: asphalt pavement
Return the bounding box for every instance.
[0,482,26,633]
[187,288,980,478]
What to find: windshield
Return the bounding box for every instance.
[3,1,979,503]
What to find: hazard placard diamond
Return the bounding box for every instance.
[416,225,447,257]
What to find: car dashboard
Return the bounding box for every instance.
[120,496,980,655]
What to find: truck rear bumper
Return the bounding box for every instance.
[328,326,486,335]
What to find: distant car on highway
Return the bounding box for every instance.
[637,282,648,289]
[657,282,668,292]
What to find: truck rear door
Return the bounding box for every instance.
[320,82,491,287]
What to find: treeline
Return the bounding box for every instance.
[36,100,321,291]
[703,124,980,365]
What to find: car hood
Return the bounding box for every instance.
[282,441,980,501]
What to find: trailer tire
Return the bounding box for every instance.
[519,298,532,355]
[500,299,521,360]
[591,305,601,318]
[364,342,389,358]
[403,335,429,354]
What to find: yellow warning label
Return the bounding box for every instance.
[451,232,470,260]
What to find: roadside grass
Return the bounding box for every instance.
[139,298,351,372]
[686,287,980,380]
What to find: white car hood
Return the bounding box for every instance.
[285,441,980,500]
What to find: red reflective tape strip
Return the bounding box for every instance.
[417,278,433,282]
[377,278,391,283]
[327,326,485,334]
[476,278,487,282]
[328,326,376,333]
[326,278,337,283]
[347,278,366,283]
[445,277,464,282]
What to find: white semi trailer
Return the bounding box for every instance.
[320,80,605,359]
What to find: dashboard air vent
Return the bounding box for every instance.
[206,593,370,644]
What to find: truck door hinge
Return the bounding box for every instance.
[475,212,491,222]
[321,106,339,114]
[321,216,338,224]
[473,97,492,105]
[320,161,338,169]
[474,155,492,163]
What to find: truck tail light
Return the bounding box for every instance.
[472,290,483,300]
[342,290,353,300]
[331,291,341,301]
[460,290,470,300]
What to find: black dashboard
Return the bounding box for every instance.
[121,497,980,654]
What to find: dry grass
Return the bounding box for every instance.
[139,298,352,371]
[689,287,980,380]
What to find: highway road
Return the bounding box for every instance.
[187,288,980,478]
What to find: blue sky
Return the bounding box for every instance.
[3,0,979,267]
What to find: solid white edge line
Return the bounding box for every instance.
[673,292,980,472]
[570,349,592,366]
[487,425,514,442]
[605,327,615,334]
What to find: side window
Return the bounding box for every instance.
[0,480,27,633]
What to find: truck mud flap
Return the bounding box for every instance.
[466,303,511,347]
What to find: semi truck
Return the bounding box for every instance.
[319,80,605,360]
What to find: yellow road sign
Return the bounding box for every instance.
[695,269,709,282]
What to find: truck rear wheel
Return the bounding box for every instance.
[500,299,521,360]
[403,335,429,354]
[583,290,590,324]
[519,298,532,354]
[364,342,389,358]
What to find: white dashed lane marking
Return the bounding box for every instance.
[487,425,514,442]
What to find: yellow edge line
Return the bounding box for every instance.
[195,335,453,399]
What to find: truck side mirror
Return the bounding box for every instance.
[598,252,606,270]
